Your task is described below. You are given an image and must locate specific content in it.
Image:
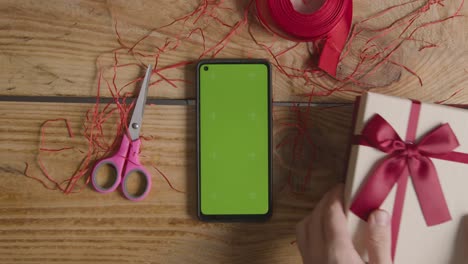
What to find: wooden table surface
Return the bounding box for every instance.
[0,0,467,263]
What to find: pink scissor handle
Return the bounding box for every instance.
[91,135,131,193]
[120,138,152,201]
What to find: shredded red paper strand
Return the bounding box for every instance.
[25,0,465,195]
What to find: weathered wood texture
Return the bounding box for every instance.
[0,0,466,102]
[0,102,351,263]
[1,0,467,263]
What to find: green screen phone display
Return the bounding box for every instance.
[198,60,271,219]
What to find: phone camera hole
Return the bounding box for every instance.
[204,66,209,71]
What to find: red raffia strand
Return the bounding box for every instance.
[250,0,464,96]
[388,59,423,86]
[39,118,74,152]
[150,162,185,193]
[26,0,250,194]
[24,118,79,191]
[26,0,465,196]
[435,87,466,104]
[24,162,56,190]
[251,0,464,192]
[274,105,315,193]
[343,0,463,85]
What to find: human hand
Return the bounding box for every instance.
[296,184,392,264]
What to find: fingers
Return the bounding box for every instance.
[323,184,355,251]
[297,184,393,264]
[296,184,331,258]
[323,184,364,263]
[367,210,393,264]
[296,184,364,264]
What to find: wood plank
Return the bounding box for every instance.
[0,101,352,263]
[1,0,467,102]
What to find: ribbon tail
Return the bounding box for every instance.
[350,155,406,221]
[409,156,452,226]
[391,169,410,260]
[318,0,353,76]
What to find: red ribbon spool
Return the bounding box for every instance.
[256,0,353,76]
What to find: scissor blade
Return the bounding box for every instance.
[128,64,152,141]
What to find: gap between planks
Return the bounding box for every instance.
[0,96,350,107]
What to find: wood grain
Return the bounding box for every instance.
[0,101,352,263]
[1,0,467,262]
[0,0,467,102]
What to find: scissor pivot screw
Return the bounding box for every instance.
[132,123,140,129]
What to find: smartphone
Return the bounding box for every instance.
[197,59,272,221]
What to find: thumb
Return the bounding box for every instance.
[367,210,392,264]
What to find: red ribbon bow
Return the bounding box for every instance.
[350,114,458,226]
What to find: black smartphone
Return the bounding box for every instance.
[197,59,272,221]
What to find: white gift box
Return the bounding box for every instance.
[345,92,468,264]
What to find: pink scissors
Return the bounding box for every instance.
[91,65,153,201]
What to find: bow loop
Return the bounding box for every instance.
[352,114,454,227]
[361,114,404,153]
[417,123,460,155]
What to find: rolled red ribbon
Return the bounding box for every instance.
[256,0,353,76]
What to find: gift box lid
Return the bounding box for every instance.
[345,92,468,264]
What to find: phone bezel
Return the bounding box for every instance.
[196,59,272,222]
